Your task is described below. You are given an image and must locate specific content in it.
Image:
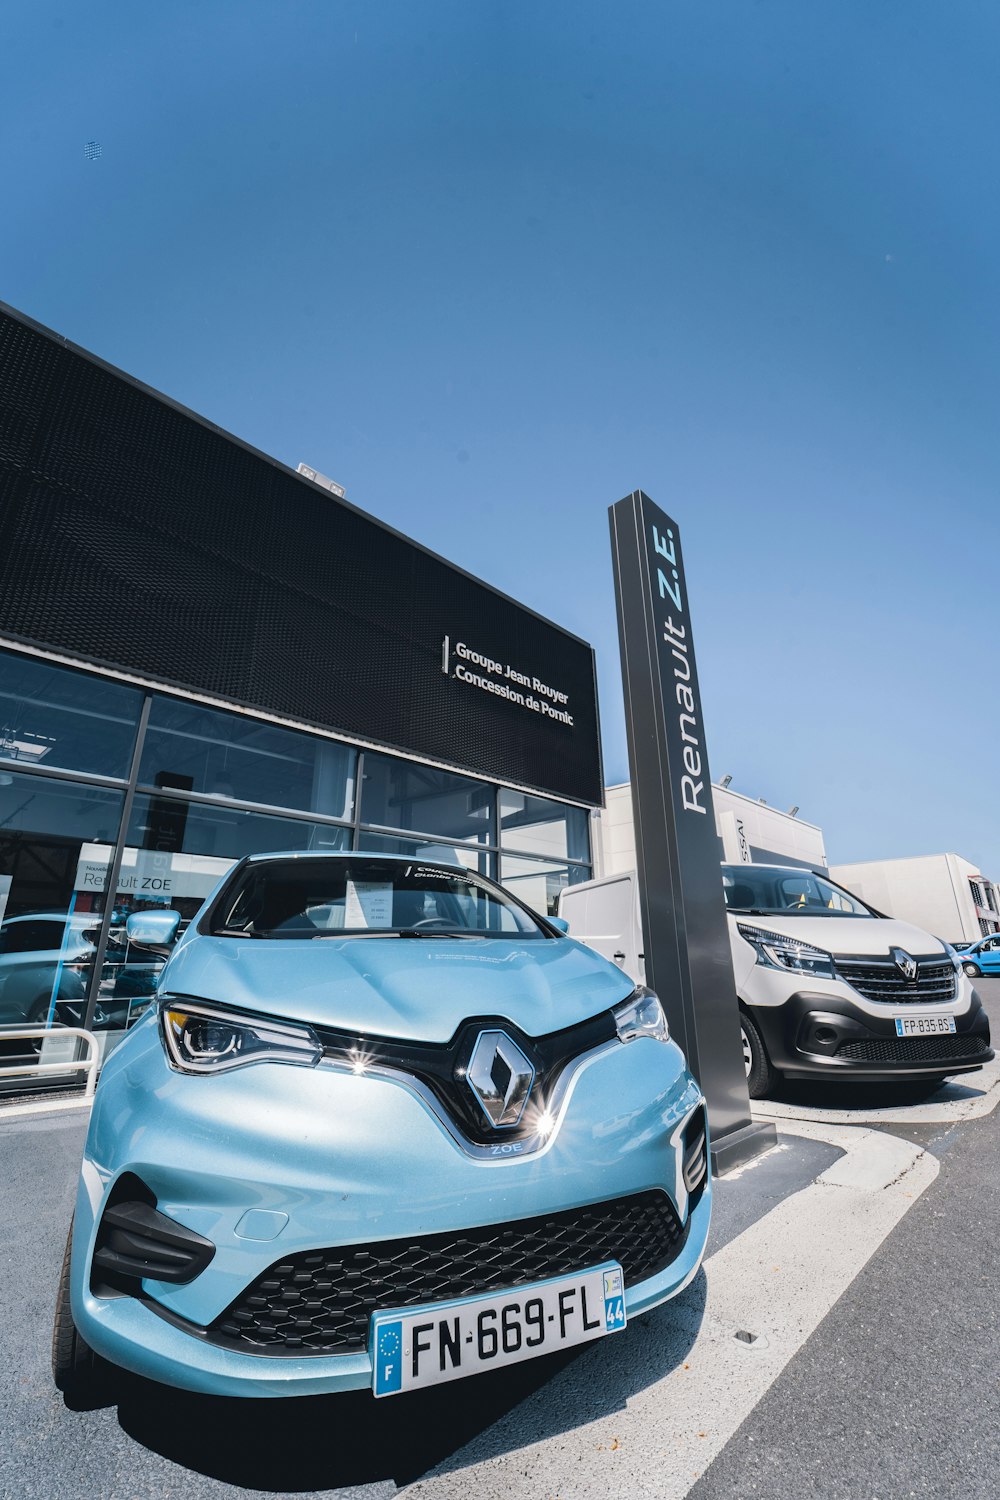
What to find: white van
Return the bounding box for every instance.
[559,864,993,1096]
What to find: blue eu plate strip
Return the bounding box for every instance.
[373,1320,403,1396]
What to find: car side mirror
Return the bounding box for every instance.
[125,909,182,957]
[548,916,570,934]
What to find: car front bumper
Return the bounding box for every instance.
[71,1018,710,1396]
[750,988,993,1083]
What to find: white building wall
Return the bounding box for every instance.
[595,782,826,877]
[829,853,1000,945]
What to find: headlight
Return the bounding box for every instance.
[737,924,835,980]
[160,999,322,1075]
[613,987,669,1044]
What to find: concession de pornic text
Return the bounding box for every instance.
[453,642,574,726]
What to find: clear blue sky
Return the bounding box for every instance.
[2,1,997,873]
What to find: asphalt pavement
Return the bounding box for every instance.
[1,981,997,1500]
[689,1085,1000,1500]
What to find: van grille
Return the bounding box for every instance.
[834,956,956,1006]
[836,1034,988,1065]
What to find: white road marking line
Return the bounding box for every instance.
[405,1126,938,1500]
[752,1053,1000,1126]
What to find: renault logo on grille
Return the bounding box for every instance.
[466,1031,535,1129]
[891,947,918,982]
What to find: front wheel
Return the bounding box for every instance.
[52,1222,117,1408]
[740,1012,776,1099]
[963,962,982,978]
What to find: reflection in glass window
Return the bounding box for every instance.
[138,697,355,819]
[124,795,350,886]
[89,798,353,1055]
[360,754,495,844]
[357,832,490,877]
[499,788,590,862]
[499,855,590,917]
[0,650,143,781]
[0,771,121,1055]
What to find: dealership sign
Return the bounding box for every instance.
[442,636,575,726]
[609,490,774,1171]
[74,844,228,901]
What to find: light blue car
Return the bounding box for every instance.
[53,852,709,1402]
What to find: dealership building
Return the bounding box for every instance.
[0,303,602,1069]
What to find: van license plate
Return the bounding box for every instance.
[893,1015,957,1037]
[371,1262,626,1397]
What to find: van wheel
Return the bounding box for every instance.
[52,1222,116,1408]
[740,1013,775,1099]
[963,962,982,978]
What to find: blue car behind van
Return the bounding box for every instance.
[959,934,1000,978]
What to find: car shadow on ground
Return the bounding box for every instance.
[101,1273,707,1492]
[767,1076,987,1112]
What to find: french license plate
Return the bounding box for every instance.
[894,1015,957,1037]
[371,1262,626,1397]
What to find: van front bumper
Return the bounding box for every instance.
[751,989,993,1083]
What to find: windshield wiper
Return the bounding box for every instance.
[299,929,479,940]
[211,926,266,938]
[396,928,477,939]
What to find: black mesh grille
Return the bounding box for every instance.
[836,1034,989,1064]
[835,956,956,1005]
[209,1191,685,1356]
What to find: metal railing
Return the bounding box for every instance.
[0,1028,98,1098]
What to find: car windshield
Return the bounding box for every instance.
[209,857,548,939]
[721,865,873,917]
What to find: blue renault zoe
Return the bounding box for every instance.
[53,852,709,1401]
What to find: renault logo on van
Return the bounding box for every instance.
[891,947,918,982]
[467,1031,535,1128]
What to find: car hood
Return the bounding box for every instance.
[158,934,636,1042]
[728,913,948,958]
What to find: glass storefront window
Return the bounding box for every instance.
[88,796,353,1053]
[138,697,356,820]
[357,831,491,876]
[499,855,590,918]
[499,788,590,863]
[0,771,122,1071]
[0,650,143,781]
[360,754,495,845]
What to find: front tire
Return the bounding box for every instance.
[963,962,982,978]
[52,1222,116,1407]
[740,1012,775,1099]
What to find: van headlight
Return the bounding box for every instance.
[613,987,669,1044]
[160,1000,322,1074]
[737,925,836,980]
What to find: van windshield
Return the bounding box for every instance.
[721,865,873,918]
[209,857,548,939]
